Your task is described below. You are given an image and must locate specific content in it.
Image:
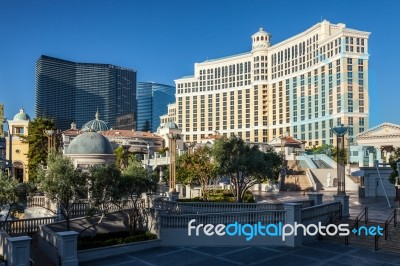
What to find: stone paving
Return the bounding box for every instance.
[80,241,400,266]
[78,191,400,265]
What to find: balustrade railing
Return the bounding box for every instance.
[301,201,342,224]
[152,198,314,214]
[160,210,286,229]
[27,196,47,208]
[2,216,58,236]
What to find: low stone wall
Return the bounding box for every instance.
[78,239,161,263]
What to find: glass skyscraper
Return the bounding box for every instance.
[136,82,175,132]
[36,55,137,130]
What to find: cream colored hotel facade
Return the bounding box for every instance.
[170,20,370,148]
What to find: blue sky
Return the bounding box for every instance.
[0,0,399,128]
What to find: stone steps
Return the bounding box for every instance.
[323,218,400,253]
[282,174,313,191]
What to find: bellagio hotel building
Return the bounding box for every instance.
[172,20,370,147]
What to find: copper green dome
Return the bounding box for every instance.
[13,109,30,121]
[66,132,113,155]
[81,111,109,132]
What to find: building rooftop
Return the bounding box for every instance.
[100,129,163,140]
[13,108,30,121]
[66,131,113,155]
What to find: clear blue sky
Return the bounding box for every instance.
[0,0,399,128]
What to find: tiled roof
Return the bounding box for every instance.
[100,129,164,140]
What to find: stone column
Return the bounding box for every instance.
[185,185,192,198]
[333,195,350,218]
[307,192,324,205]
[368,152,374,167]
[283,203,303,247]
[359,147,364,167]
[375,147,382,164]
[57,231,79,266]
[5,236,31,266]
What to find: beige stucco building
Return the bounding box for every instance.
[6,109,30,182]
[172,20,370,148]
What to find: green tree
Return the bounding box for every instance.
[311,144,333,155]
[20,117,59,180]
[118,161,157,233]
[213,136,282,202]
[36,152,87,230]
[176,146,217,200]
[0,171,28,229]
[87,163,122,228]
[89,160,157,234]
[332,147,347,163]
[389,147,400,184]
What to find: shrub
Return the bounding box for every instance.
[78,231,157,250]
[177,190,255,203]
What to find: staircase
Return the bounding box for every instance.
[312,159,332,169]
[323,208,400,253]
[281,160,313,191]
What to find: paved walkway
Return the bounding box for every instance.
[65,191,399,265]
[81,241,400,266]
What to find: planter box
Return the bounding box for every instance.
[78,239,161,263]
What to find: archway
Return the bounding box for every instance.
[12,161,25,182]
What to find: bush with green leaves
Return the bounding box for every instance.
[77,231,157,250]
[0,171,28,228]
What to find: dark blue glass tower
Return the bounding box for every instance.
[35,55,137,130]
[136,82,175,132]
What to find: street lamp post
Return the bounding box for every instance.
[332,124,350,217]
[167,131,180,193]
[332,124,349,196]
[5,118,13,176]
[44,129,58,152]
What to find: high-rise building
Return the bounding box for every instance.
[137,82,175,132]
[174,20,370,147]
[35,55,137,130]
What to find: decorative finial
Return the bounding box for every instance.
[95,108,99,120]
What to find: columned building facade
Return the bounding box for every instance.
[174,21,370,147]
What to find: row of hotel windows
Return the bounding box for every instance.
[181,124,365,145]
[176,51,366,94]
[270,36,367,79]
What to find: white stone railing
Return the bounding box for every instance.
[299,154,318,168]
[301,201,342,224]
[2,216,58,236]
[160,210,286,229]
[305,169,317,191]
[0,230,31,266]
[26,196,144,218]
[316,154,337,168]
[38,225,79,265]
[27,195,47,208]
[152,198,315,214]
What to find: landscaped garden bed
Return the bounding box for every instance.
[177,189,255,203]
[78,230,157,250]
